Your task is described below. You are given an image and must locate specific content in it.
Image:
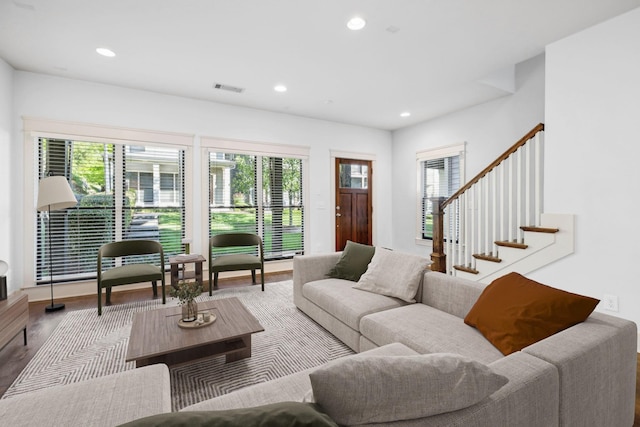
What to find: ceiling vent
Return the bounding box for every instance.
[213,83,245,94]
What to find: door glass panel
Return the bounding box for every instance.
[339,164,368,189]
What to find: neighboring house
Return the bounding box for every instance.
[126,145,182,207]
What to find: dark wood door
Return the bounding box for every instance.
[335,158,372,251]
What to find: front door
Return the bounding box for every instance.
[335,158,372,251]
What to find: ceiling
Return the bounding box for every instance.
[1,0,639,131]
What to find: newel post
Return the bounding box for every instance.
[430,197,446,273]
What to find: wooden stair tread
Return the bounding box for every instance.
[453,265,479,274]
[473,254,502,263]
[495,241,528,249]
[520,226,559,234]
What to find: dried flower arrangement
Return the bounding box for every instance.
[169,280,202,305]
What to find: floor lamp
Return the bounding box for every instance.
[37,176,77,313]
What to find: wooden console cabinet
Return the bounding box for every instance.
[0,292,28,351]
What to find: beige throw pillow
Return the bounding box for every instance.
[353,247,430,302]
[308,354,508,425]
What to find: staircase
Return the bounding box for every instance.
[430,124,574,283]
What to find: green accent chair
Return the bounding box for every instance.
[97,239,165,315]
[209,233,264,295]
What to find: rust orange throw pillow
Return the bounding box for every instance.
[464,272,599,355]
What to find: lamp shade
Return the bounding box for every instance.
[37,176,77,211]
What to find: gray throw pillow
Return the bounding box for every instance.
[326,240,375,282]
[308,354,508,425]
[353,247,430,302]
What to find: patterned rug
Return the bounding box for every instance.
[2,281,354,410]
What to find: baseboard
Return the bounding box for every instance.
[21,259,293,303]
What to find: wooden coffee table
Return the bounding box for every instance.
[125,297,264,368]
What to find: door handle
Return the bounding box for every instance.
[336,213,341,217]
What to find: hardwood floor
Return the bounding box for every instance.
[1,271,639,426]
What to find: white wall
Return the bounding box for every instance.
[391,54,545,256]
[9,72,393,292]
[0,59,13,287]
[534,7,640,326]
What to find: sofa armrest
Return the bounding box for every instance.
[523,312,637,427]
[293,253,342,306]
[0,363,171,427]
[364,352,559,427]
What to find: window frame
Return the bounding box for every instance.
[415,143,465,244]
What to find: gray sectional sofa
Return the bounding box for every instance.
[0,251,636,426]
[180,250,637,426]
[290,252,637,426]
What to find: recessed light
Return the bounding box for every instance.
[400,112,411,118]
[347,16,366,31]
[96,47,116,57]
[386,25,400,34]
[274,84,287,93]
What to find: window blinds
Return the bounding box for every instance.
[36,138,185,283]
[209,152,304,260]
[421,155,460,239]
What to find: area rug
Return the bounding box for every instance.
[2,281,354,410]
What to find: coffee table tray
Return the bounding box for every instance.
[178,313,217,329]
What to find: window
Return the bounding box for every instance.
[208,151,304,260]
[36,138,185,284]
[417,144,464,240]
[339,163,368,189]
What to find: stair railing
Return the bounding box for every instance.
[430,123,545,274]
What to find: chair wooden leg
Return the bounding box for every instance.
[106,286,112,305]
[161,281,166,304]
[152,280,158,298]
[98,287,102,316]
[214,272,219,290]
[251,270,256,284]
[261,268,265,291]
[209,271,213,296]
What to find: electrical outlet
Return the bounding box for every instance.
[603,294,619,312]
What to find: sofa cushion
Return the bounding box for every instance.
[326,240,375,282]
[119,402,337,426]
[354,247,430,302]
[308,353,508,425]
[360,303,504,364]
[420,271,486,317]
[464,272,600,355]
[100,264,163,286]
[303,278,407,330]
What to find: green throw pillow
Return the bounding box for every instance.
[117,402,338,427]
[326,240,375,282]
